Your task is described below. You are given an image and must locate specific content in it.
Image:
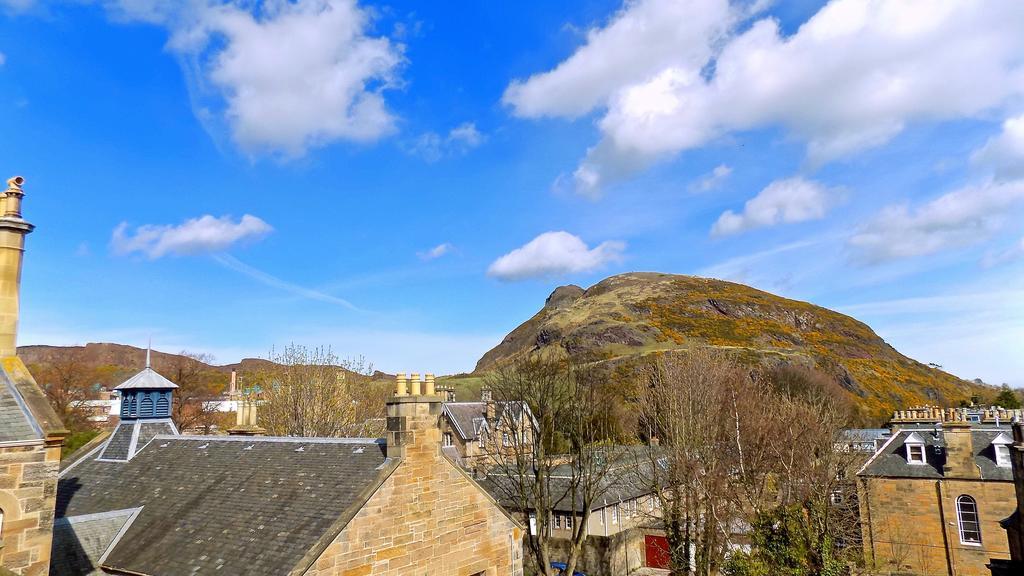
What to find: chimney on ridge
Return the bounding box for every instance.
[942,419,979,479]
[0,176,33,358]
[386,371,442,460]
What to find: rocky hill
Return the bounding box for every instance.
[475,272,986,420]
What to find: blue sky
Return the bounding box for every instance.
[0,0,1022,384]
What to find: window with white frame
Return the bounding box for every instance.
[611,505,619,525]
[956,495,982,545]
[565,514,573,531]
[905,432,926,465]
[443,432,453,447]
[996,444,1011,467]
[553,514,561,530]
[992,432,1013,468]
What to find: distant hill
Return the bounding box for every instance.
[17,343,390,388]
[474,272,988,420]
[18,343,274,377]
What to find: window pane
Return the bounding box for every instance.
[957,496,982,544]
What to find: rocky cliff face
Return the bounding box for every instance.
[476,272,983,419]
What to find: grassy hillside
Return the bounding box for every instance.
[473,272,987,421]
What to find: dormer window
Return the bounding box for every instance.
[992,432,1013,468]
[905,432,926,465]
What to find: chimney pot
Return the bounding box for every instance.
[395,372,408,396]
[410,373,421,395]
[424,373,435,396]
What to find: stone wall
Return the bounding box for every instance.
[858,476,1014,576]
[544,528,650,576]
[305,397,523,576]
[0,440,61,576]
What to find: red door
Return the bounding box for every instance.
[645,535,670,569]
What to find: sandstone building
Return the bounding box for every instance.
[439,386,536,471]
[0,176,68,576]
[53,371,524,575]
[858,417,1016,576]
[988,422,1024,575]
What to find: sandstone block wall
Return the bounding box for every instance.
[306,399,523,576]
[859,477,1014,576]
[0,441,61,576]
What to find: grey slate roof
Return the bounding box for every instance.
[50,509,137,576]
[97,420,178,462]
[443,401,530,441]
[96,422,133,461]
[858,428,1014,481]
[0,367,42,442]
[56,436,394,576]
[112,367,178,390]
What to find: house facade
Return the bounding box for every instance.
[52,371,524,575]
[858,418,1017,576]
[439,387,536,471]
[0,176,68,576]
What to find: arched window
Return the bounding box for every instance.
[0,507,5,540]
[156,396,170,417]
[140,396,154,417]
[956,495,982,545]
[128,395,138,417]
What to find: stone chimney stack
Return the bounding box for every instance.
[386,371,443,460]
[0,176,33,358]
[228,370,237,396]
[942,420,979,479]
[228,395,265,436]
[482,387,496,422]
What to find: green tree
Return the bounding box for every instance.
[993,384,1022,409]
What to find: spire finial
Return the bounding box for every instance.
[146,338,151,369]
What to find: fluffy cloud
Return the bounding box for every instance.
[690,163,732,193]
[96,0,404,156]
[111,214,272,258]
[712,177,835,236]
[848,179,1024,263]
[487,231,624,281]
[407,122,485,162]
[418,243,453,261]
[503,0,733,119]
[509,0,1024,194]
[972,114,1024,181]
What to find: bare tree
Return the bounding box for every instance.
[250,345,388,437]
[484,355,620,576]
[31,349,95,429]
[637,351,863,576]
[158,351,228,434]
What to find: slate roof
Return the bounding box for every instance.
[112,367,178,390]
[97,420,178,461]
[56,436,395,576]
[50,509,138,576]
[858,428,1014,481]
[0,366,42,442]
[442,401,532,441]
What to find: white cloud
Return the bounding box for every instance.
[111,214,272,258]
[712,177,835,236]
[972,113,1024,181]
[690,163,732,193]
[504,0,733,119]
[510,0,1024,194]
[849,179,1024,263]
[418,243,453,261]
[487,231,625,281]
[100,0,403,156]
[407,122,485,162]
